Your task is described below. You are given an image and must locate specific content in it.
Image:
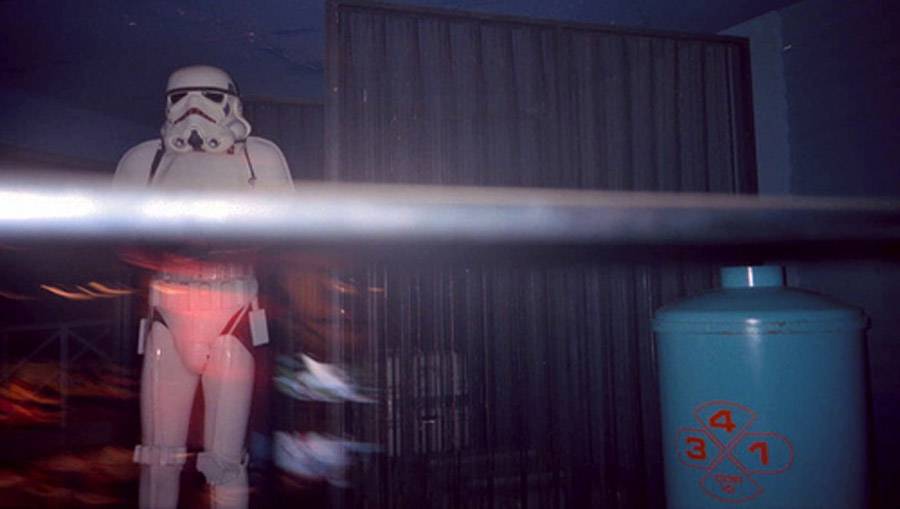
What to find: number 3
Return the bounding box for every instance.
[686,437,707,460]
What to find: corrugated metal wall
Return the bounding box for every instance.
[323,2,757,507]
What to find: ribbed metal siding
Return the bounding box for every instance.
[324,2,757,507]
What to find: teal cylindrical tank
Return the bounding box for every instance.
[654,265,868,508]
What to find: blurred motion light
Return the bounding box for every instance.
[0,191,97,220]
[141,197,250,221]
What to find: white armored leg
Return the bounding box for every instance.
[198,334,255,509]
[136,322,199,509]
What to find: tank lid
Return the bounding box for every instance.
[653,265,868,334]
[721,265,783,288]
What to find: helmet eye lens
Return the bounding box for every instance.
[168,90,228,105]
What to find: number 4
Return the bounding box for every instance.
[709,409,736,433]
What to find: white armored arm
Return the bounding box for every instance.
[243,137,294,190]
[112,140,161,188]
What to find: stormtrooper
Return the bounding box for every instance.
[114,65,294,508]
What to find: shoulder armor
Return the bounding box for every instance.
[244,136,293,188]
[113,140,163,187]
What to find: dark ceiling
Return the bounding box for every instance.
[0,0,800,129]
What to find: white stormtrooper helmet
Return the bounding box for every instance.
[160,65,252,153]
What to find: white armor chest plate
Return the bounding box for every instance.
[153,150,254,191]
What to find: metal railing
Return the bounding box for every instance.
[0,319,116,426]
[0,180,898,254]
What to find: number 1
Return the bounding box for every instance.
[749,441,769,465]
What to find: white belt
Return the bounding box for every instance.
[149,276,258,311]
[157,263,254,283]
